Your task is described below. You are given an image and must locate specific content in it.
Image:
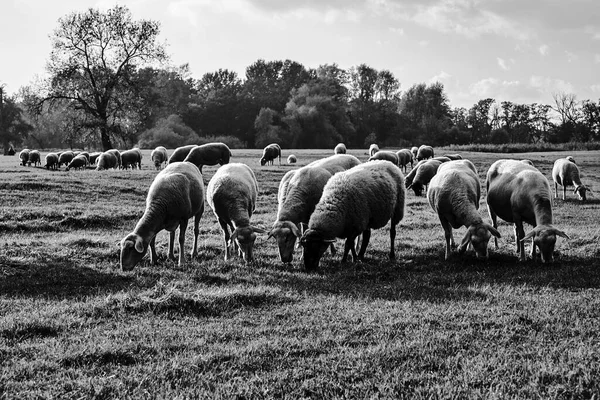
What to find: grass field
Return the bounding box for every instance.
[1,148,600,398]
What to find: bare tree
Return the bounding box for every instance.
[552,92,580,125]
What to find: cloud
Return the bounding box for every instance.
[429,71,451,84]
[565,51,578,63]
[497,57,509,71]
[591,84,600,93]
[389,27,404,35]
[539,44,549,55]
[595,54,600,64]
[529,76,574,93]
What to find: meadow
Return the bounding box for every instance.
[1,148,600,399]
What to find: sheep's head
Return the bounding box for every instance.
[459,223,501,259]
[120,233,147,271]
[260,158,267,166]
[521,226,569,263]
[408,182,424,196]
[299,229,334,271]
[574,185,588,202]
[268,221,301,263]
[230,226,267,262]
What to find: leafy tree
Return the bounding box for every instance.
[581,99,600,141]
[467,98,495,143]
[43,5,167,150]
[136,114,198,149]
[0,89,33,153]
[254,107,287,148]
[399,82,451,144]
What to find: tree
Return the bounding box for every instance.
[581,99,600,141]
[0,88,33,153]
[44,6,167,150]
[399,82,451,144]
[467,98,495,143]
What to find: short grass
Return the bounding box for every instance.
[1,148,600,398]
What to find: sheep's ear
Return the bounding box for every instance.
[134,236,144,253]
[552,229,570,240]
[253,226,268,234]
[290,223,301,238]
[486,224,501,238]
[521,230,537,242]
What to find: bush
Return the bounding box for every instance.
[136,115,199,149]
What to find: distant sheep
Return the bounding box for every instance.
[19,149,30,166]
[183,142,232,173]
[396,149,414,172]
[410,146,419,161]
[66,154,88,171]
[27,150,41,167]
[95,151,118,171]
[89,152,102,166]
[168,144,197,164]
[260,143,282,166]
[299,160,405,271]
[287,154,297,164]
[552,157,590,202]
[120,149,142,170]
[443,154,462,161]
[404,160,427,188]
[120,162,205,270]
[566,156,576,164]
[207,163,266,262]
[407,159,443,196]
[151,146,168,170]
[416,145,434,161]
[368,150,399,166]
[334,143,347,154]
[427,160,500,260]
[486,159,569,263]
[368,144,379,157]
[45,153,59,170]
[106,149,122,169]
[57,151,75,168]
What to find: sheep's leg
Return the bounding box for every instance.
[440,218,453,260]
[554,182,558,199]
[514,221,526,261]
[218,219,231,261]
[191,211,202,259]
[342,238,354,262]
[328,243,337,256]
[149,235,158,265]
[530,236,537,261]
[389,223,397,260]
[563,185,567,201]
[357,229,371,260]
[168,231,176,261]
[488,208,499,249]
[177,219,188,266]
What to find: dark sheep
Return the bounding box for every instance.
[260,143,281,166]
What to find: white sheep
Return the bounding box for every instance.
[566,156,576,164]
[206,163,266,262]
[486,159,569,263]
[427,160,501,260]
[269,154,361,263]
[95,151,118,170]
[45,153,59,170]
[151,146,168,170]
[299,160,405,271]
[368,143,379,157]
[260,143,282,166]
[368,150,399,166]
[18,149,30,166]
[66,154,88,171]
[396,149,413,172]
[106,149,122,169]
[552,157,590,202]
[407,159,443,196]
[120,149,142,170]
[168,144,197,164]
[287,154,297,164]
[120,162,205,270]
[27,150,41,167]
[334,143,347,154]
[416,145,434,161]
[183,142,232,173]
[410,146,419,161]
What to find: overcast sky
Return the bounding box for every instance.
[2,0,599,109]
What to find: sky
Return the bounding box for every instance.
[1,0,599,109]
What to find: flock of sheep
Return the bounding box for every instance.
[18,148,144,171]
[118,141,591,272]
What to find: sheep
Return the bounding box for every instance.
[168,144,196,164]
[404,160,427,188]
[368,143,379,157]
[45,153,59,170]
[183,142,232,173]
[19,149,30,166]
[334,143,347,154]
[486,159,569,263]
[66,154,88,171]
[432,156,452,163]
[411,146,419,161]
[407,159,443,196]
[260,143,282,166]
[443,154,463,161]
[269,154,362,263]
[287,154,297,164]
[566,156,576,164]
[520,159,534,167]
[106,149,122,169]
[57,151,75,168]
[151,146,168,170]
[396,149,414,172]
[299,160,406,271]
[416,145,434,161]
[552,157,590,202]
[132,148,143,169]
[427,160,501,260]
[120,162,205,270]
[206,163,266,262]
[368,150,399,166]
[89,152,102,166]
[95,151,118,171]
[120,149,142,170]
[27,150,41,167]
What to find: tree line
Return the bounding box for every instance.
[1,6,599,153]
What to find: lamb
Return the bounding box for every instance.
[120,149,142,170]
[299,160,405,271]
[407,159,443,196]
[334,143,347,154]
[206,163,267,262]
[45,153,59,170]
[27,150,41,167]
[427,160,501,260]
[552,157,590,202]
[269,154,362,263]
[168,144,197,164]
[57,151,75,168]
[151,146,168,170]
[368,150,399,166]
[120,162,205,270]
[260,143,282,166]
[19,149,30,166]
[106,149,122,169]
[287,154,297,164]
[66,154,88,171]
[396,149,414,172]
[486,159,569,263]
[89,152,102,166]
[183,142,232,172]
[368,143,379,157]
[416,145,434,161]
[95,151,118,170]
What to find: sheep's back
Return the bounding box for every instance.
[147,162,204,219]
[307,154,361,174]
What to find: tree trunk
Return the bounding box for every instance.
[100,124,113,151]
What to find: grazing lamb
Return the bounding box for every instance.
[95,151,118,171]
[45,153,59,170]
[427,160,501,260]
[334,143,347,154]
[57,151,75,168]
[368,150,399,166]
[120,149,142,170]
[168,144,197,164]
[486,159,569,263]
[19,149,30,166]
[396,149,414,172]
[443,154,463,161]
[66,154,88,171]
[89,152,102,166]
[260,143,282,166]
[368,144,379,157]
[407,159,443,196]
[416,145,434,161]
[106,149,122,169]
[184,142,232,172]
[120,162,205,270]
[287,154,297,164]
[411,146,419,161]
[151,146,168,170]
[207,163,266,262]
[27,150,41,167]
[270,154,362,263]
[552,157,590,202]
[299,160,405,271]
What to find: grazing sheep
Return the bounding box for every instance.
[19,149,30,166]
[299,160,405,271]
[95,151,118,171]
[27,150,41,167]
[443,154,463,161]
[260,143,282,166]
[368,144,379,157]
[486,159,569,263]
[566,156,576,164]
[427,160,501,260]
[207,163,266,262]
[89,152,102,166]
[416,145,434,161]
[120,149,142,170]
[183,142,232,173]
[287,154,297,164]
[57,151,75,168]
[411,146,419,161]
[552,157,590,202]
[168,144,197,164]
[368,150,399,166]
[404,160,427,188]
[66,154,88,171]
[45,153,59,170]
[396,149,414,172]
[334,143,347,154]
[151,146,168,170]
[407,159,443,196]
[132,148,143,169]
[270,154,362,263]
[120,162,205,270]
[106,149,122,169]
